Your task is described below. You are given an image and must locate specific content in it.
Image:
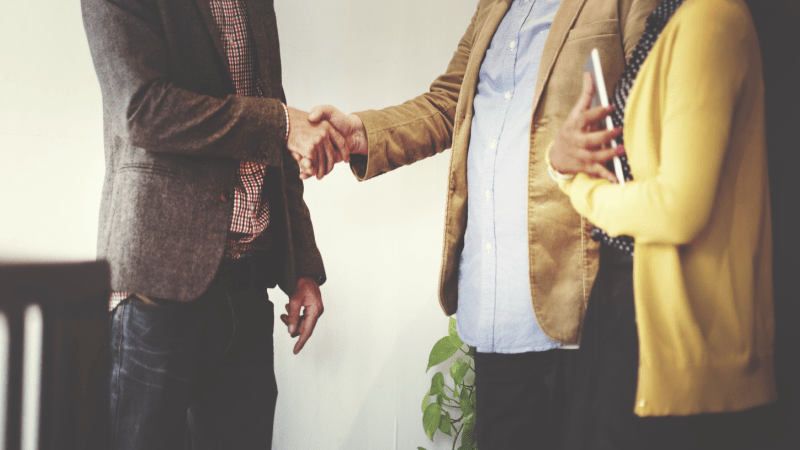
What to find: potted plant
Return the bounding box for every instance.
[419,317,477,450]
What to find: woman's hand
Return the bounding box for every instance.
[550,72,625,184]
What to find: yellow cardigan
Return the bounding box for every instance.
[560,0,776,417]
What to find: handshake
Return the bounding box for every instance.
[285,105,368,180]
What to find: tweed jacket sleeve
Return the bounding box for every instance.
[347,0,480,180]
[82,0,288,167]
[282,150,327,287]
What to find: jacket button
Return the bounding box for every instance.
[221,192,230,202]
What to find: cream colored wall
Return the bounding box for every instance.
[0,1,477,449]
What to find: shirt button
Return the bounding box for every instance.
[504,91,511,100]
[490,140,496,149]
[638,398,647,408]
[485,190,491,200]
[509,41,516,49]
[485,243,491,253]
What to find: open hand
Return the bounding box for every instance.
[279,277,324,354]
[550,71,624,184]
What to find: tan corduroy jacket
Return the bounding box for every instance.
[351,0,657,344]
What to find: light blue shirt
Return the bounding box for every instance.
[457,0,562,354]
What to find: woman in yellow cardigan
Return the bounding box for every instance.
[548,0,775,448]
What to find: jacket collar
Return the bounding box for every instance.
[193,0,231,75]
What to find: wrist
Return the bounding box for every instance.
[298,276,322,287]
[282,103,291,141]
[349,114,368,156]
[545,142,574,184]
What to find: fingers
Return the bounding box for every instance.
[286,293,303,336]
[586,162,620,184]
[316,136,330,179]
[581,105,614,129]
[280,304,303,337]
[293,305,320,355]
[580,126,622,149]
[581,146,625,183]
[299,162,314,179]
[283,278,323,354]
[328,126,349,163]
[575,71,596,113]
[326,139,336,174]
[308,104,334,123]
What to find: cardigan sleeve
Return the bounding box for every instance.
[561,4,753,245]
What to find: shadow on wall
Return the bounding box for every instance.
[745,1,800,449]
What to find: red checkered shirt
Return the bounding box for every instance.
[110,0,282,309]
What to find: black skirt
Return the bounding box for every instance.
[561,244,771,450]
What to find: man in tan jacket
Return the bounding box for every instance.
[300,0,657,447]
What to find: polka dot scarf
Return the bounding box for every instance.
[593,0,688,255]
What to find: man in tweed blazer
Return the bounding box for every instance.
[81,0,340,448]
[307,0,658,448]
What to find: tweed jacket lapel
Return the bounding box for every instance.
[193,0,232,75]
[532,0,590,114]
[192,0,283,99]
[243,0,283,97]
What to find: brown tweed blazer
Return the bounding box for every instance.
[81,0,325,300]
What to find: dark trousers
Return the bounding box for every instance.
[475,348,575,450]
[562,244,772,450]
[109,260,277,450]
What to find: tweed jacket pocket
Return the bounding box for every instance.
[565,19,621,42]
[117,163,181,179]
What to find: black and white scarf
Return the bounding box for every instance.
[593,0,688,255]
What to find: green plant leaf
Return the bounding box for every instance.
[450,359,470,385]
[430,372,445,396]
[439,410,452,436]
[423,403,442,440]
[427,337,458,371]
[422,391,431,413]
[459,386,472,412]
[461,411,477,447]
[448,317,464,349]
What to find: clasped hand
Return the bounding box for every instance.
[286,106,367,180]
[549,72,625,184]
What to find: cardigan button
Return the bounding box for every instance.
[638,398,647,408]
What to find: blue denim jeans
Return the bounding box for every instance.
[109,266,276,450]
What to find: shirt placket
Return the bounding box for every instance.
[476,1,531,352]
[210,0,269,256]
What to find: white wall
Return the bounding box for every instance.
[0,1,477,449]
